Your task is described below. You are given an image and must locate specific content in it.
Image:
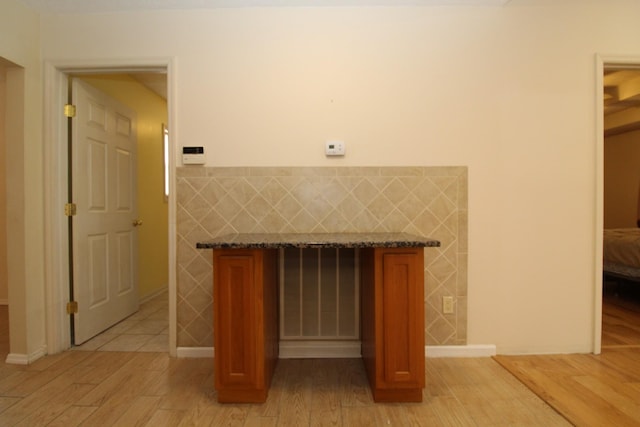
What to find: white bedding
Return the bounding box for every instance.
[603,228,640,276]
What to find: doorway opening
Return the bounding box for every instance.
[599,59,640,352]
[43,61,176,356]
[70,73,169,350]
[601,64,640,351]
[1,57,26,363]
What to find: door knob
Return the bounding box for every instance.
[132,219,143,227]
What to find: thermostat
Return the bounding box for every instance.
[325,140,345,156]
[182,146,205,165]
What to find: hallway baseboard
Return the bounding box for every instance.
[5,345,47,365]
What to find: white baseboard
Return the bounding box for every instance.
[279,341,361,359]
[175,344,497,359]
[176,346,214,358]
[5,345,47,365]
[426,345,496,358]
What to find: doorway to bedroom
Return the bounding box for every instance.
[601,65,640,351]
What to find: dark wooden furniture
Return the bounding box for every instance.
[197,233,439,404]
[361,247,425,402]
[213,248,278,403]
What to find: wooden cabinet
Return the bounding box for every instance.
[361,247,425,402]
[212,249,278,403]
[211,243,426,403]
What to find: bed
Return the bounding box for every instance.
[603,228,640,281]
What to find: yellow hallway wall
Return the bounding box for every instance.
[79,75,169,301]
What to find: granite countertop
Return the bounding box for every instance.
[196,232,440,249]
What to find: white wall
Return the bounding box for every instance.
[0,0,45,361]
[0,65,6,305]
[39,0,640,354]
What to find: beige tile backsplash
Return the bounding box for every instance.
[177,166,468,347]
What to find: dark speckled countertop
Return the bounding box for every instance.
[196,232,440,249]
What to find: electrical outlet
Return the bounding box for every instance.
[442,296,454,314]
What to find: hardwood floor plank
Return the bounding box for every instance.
[431,395,484,426]
[112,395,163,427]
[495,353,640,427]
[72,351,138,385]
[405,401,442,426]
[573,375,640,421]
[374,404,410,426]
[5,293,640,427]
[243,415,278,427]
[13,383,97,426]
[46,405,98,427]
[174,390,220,427]
[309,359,341,412]
[309,409,342,427]
[342,406,378,427]
[0,354,591,427]
[247,364,285,418]
[0,361,97,425]
[158,359,214,411]
[143,409,186,427]
[337,359,372,407]
[0,396,20,413]
[209,405,250,427]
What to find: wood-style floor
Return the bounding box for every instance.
[0,350,568,427]
[0,304,566,427]
[495,289,640,427]
[1,290,639,426]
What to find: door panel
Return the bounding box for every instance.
[72,78,139,345]
[88,138,107,210]
[88,233,108,307]
[116,231,134,295]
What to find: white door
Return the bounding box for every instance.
[71,79,139,345]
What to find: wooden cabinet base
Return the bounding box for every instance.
[212,246,425,403]
[216,388,269,404]
[213,249,279,404]
[361,247,425,403]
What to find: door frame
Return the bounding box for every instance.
[594,54,640,354]
[43,58,177,356]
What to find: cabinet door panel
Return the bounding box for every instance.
[381,251,424,387]
[215,254,257,388]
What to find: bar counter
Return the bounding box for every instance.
[197,232,440,403]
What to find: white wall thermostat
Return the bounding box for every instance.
[325,140,345,156]
[182,146,206,165]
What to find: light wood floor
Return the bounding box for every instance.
[1,292,639,426]
[0,352,568,426]
[495,291,640,427]
[0,303,566,427]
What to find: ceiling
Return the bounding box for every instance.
[18,0,511,13]
[131,73,168,100]
[604,69,640,136]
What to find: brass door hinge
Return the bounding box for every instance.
[64,203,76,216]
[66,301,78,315]
[64,104,76,118]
